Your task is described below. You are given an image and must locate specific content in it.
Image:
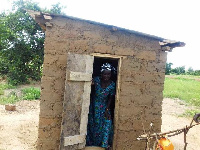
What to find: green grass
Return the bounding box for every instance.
[0,83,16,95]
[22,87,41,100]
[0,92,20,104]
[164,75,200,107]
[180,109,200,117]
[0,82,40,104]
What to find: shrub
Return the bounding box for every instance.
[22,87,40,100]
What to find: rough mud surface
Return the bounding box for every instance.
[0,98,199,150]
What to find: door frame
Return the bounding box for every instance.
[91,53,124,149]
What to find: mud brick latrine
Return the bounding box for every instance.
[28,11,185,150]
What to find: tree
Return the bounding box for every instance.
[165,62,173,75]
[0,0,65,85]
[46,3,66,15]
[171,66,186,75]
[194,70,200,76]
[0,3,44,85]
[187,67,194,75]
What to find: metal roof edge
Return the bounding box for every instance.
[26,10,185,50]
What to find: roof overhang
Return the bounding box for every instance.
[26,9,185,52]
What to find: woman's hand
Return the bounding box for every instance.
[104,109,111,120]
[91,78,94,85]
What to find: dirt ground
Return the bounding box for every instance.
[162,98,200,150]
[0,100,39,150]
[0,98,199,150]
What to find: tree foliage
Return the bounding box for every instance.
[171,66,186,75]
[0,0,65,85]
[165,62,173,75]
[44,3,66,15]
[165,62,200,76]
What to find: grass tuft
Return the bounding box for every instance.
[0,92,19,104]
[180,109,200,117]
[0,83,16,95]
[22,87,41,100]
[0,82,40,104]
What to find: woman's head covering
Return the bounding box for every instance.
[101,63,116,74]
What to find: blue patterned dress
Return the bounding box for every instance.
[86,76,115,148]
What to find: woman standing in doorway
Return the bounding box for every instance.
[86,63,116,149]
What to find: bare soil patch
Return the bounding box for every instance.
[162,98,200,150]
[0,100,40,150]
[0,98,199,149]
[165,75,200,82]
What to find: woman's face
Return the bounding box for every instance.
[101,70,111,81]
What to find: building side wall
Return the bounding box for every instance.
[113,52,166,149]
[37,16,167,150]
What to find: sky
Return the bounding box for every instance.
[1,0,200,70]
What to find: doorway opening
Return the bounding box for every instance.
[86,56,119,149]
[92,57,118,121]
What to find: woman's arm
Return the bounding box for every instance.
[105,95,114,120]
[106,95,114,111]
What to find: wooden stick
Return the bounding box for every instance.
[138,122,200,140]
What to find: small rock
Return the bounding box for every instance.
[5,104,16,111]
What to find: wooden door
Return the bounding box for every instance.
[60,53,94,150]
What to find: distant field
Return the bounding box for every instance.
[164,75,200,107]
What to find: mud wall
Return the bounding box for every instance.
[37,16,167,149]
